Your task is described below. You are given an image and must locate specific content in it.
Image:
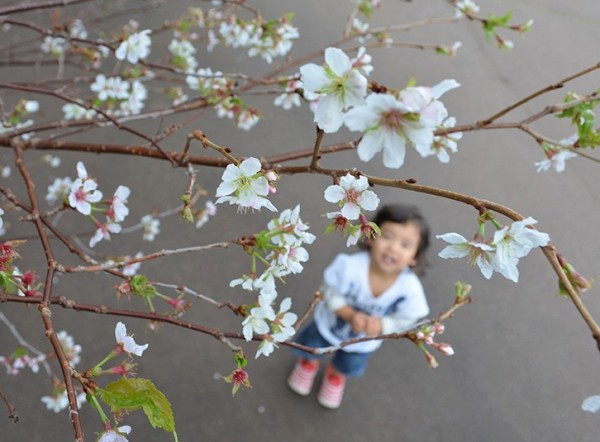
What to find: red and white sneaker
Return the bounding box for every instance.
[317,364,346,409]
[288,358,319,396]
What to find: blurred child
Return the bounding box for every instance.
[288,204,430,409]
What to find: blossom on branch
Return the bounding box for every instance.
[141,215,160,241]
[115,322,148,357]
[68,162,102,216]
[491,217,550,282]
[324,174,379,220]
[215,157,277,212]
[437,217,550,282]
[271,297,297,342]
[344,79,460,168]
[437,232,496,279]
[115,30,152,64]
[242,292,276,341]
[300,47,368,132]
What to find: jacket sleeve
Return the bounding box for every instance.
[319,254,350,312]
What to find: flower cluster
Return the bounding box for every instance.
[437,216,550,282]
[241,293,298,358]
[215,14,299,64]
[324,173,380,246]
[232,206,315,357]
[409,322,454,368]
[89,74,148,116]
[344,79,460,168]
[0,99,40,140]
[215,157,277,212]
[40,19,88,58]
[300,46,460,168]
[168,37,198,72]
[67,162,131,247]
[0,350,45,375]
[41,386,86,414]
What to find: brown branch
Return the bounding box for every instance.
[0,387,18,423]
[294,291,323,331]
[13,147,84,441]
[0,0,92,15]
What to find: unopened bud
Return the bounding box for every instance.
[432,342,455,356]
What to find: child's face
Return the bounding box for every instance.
[369,221,421,276]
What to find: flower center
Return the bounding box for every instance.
[381,109,404,130]
[345,188,360,204]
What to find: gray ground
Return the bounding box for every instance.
[2,0,600,441]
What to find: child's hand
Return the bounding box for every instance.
[364,316,382,337]
[350,312,368,333]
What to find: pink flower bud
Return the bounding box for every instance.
[268,185,277,194]
[432,323,445,335]
[265,170,278,181]
[432,342,455,356]
[425,352,439,368]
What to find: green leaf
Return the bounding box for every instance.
[98,377,176,433]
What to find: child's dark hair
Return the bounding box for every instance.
[360,204,430,275]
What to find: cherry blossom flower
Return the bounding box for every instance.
[120,80,147,116]
[215,157,277,212]
[115,322,148,356]
[491,217,550,282]
[40,36,68,57]
[195,200,216,229]
[115,30,152,64]
[271,297,297,342]
[273,77,302,110]
[423,117,463,163]
[168,38,198,72]
[47,177,73,205]
[454,0,480,17]
[237,109,260,130]
[344,80,459,168]
[300,47,368,133]
[351,46,373,76]
[324,174,379,220]
[267,205,316,246]
[108,185,130,223]
[57,330,82,367]
[41,389,86,413]
[437,232,496,279]
[0,208,4,232]
[98,425,132,442]
[535,135,579,172]
[89,221,122,247]
[1,166,10,178]
[68,162,102,216]
[62,103,95,120]
[242,292,276,341]
[255,337,276,358]
[91,74,124,101]
[535,149,577,172]
[122,252,143,276]
[141,214,160,241]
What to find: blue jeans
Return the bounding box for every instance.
[293,321,373,377]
